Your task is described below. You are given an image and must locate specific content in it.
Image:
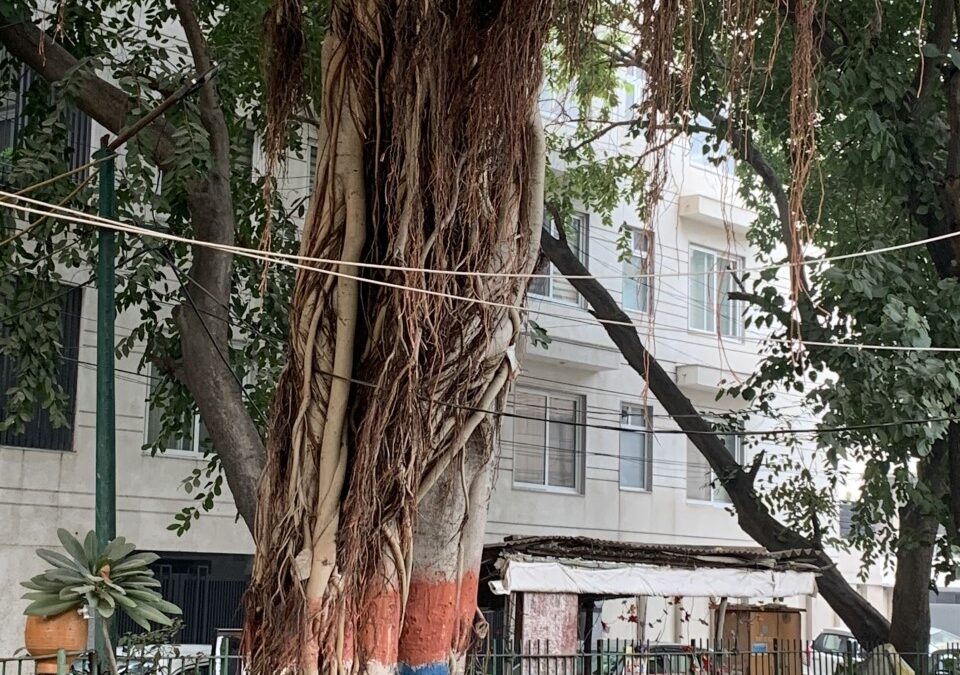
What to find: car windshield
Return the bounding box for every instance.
[645,653,692,674]
[816,634,849,653]
[931,630,960,651]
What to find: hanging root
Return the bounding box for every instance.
[244,1,577,673]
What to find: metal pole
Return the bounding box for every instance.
[94,137,116,666]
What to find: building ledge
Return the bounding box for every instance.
[525,336,621,372]
[678,194,754,232]
[675,363,748,393]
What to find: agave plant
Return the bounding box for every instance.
[22,528,181,630]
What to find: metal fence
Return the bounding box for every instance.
[464,640,960,675]
[0,651,245,675]
[3,643,958,675]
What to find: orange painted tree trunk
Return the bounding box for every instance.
[242,1,571,673]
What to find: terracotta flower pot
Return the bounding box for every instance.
[24,610,89,674]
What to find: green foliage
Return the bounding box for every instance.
[0,0,324,528]
[553,0,960,581]
[22,528,181,630]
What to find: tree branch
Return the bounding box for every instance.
[0,13,177,169]
[170,0,264,533]
[540,223,890,647]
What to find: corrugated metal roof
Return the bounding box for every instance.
[486,536,821,572]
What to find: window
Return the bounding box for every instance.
[307,141,318,194]
[688,247,743,338]
[686,432,743,502]
[530,211,588,304]
[510,388,583,490]
[620,404,652,491]
[0,286,82,451]
[145,364,210,457]
[623,228,653,313]
[838,502,853,539]
[0,66,91,180]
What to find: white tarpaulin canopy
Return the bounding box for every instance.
[489,559,817,597]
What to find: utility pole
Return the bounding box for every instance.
[94,137,116,552]
[92,62,222,664]
[92,136,116,669]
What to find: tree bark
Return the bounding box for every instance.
[540,225,891,647]
[244,2,553,672]
[398,427,497,675]
[889,502,937,662]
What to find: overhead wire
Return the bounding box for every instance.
[2,187,958,281]
[63,261,960,441]
[4,192,960,354]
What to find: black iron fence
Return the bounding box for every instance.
[465,640,960,675]
[0,651,245,675]
[2,641,958,675]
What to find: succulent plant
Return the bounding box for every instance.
[21,528,182,630]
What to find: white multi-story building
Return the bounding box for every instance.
[0,70,888,655]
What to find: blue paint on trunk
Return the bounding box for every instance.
[399,662,449,675]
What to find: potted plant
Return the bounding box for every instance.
[22,528,182,674]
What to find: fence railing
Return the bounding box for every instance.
[2,642,958,675]
[0,651,245,675]
[465,640,960,675]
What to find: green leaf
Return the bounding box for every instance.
[134,604,174,626]
[24,598,82,617]
[57,528,89,567]
[22,591,60,602]
[102,537,136,563]
[36,548,86,573]
[122,606,153,631]
[44,569,90,585]
[922,42,942,58]
[82,530,98,565]
[949,48,960,69]
[110,551,159,573]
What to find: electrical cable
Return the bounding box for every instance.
[4,194,960,354]
[1,188,956,281]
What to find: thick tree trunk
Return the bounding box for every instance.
[245,2,553,673]
[889,436,950,660]
[398,427,497,675]
[889,502,937,662]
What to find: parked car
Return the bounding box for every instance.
[609,643,703,675]
[804,627,960,675]
[804,628,861,675]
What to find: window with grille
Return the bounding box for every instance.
[0,285,82,451]
[145,363,210,457]
[623,228,653,313]
[838,502,854,539]
[686,432,743,502]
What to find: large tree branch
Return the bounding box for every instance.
[540,224,890,647]
[170,0,263,533]
[0,13,177,169]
